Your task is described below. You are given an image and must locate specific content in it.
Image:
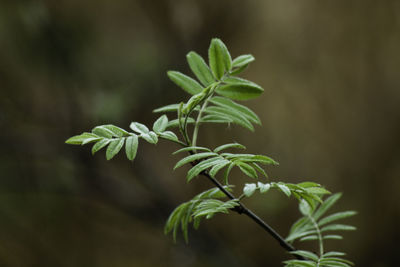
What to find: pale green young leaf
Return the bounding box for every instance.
[91,139,110,154]
[213,143,246,153]
[153,115,168,133]
[318,211,357,227]
[130,122,149,134]
[299,199,312,216]
[243,183,257,197]
[125,135,139,161]
[106,138,125,160]
[66,132,99,145]
[208,38,231,79]
[159,131,179,142]
[276,183,291,197]
[174,152,219,170]
[167,71,203,95]
[210,96,261,124]
[232,54,255,68]
[257,182,271,193]
[186,51,215,86]
[141,131,158,144]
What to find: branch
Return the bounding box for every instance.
[199,169,305,260]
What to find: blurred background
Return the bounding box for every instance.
[1,0,399,266]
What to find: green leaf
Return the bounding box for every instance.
[153,104,180,113]
[299,199,312,216]
[183,91,206,113]
[318,211,357,227]
[208,38,231,79]
[243,183,257,197]
[141,131,158,144]
[283,260,317,267]
[125,135,139,161]
[251,163,268,178]
[153,115,168,133]
[91,139,110,155]
[305,187,331,195]
[232,54,255,68]
[186,51,215,86]
[223,162,235,184]
[229,64,248,76]
[200,115,233,124]
[323,235,343,240]
[237,161,258,179]
[173,146,211,155]
[92,126,114,138]
[106,138,125,160]
[194,186,231,200]
[300,235,319,242]
[174,152,219,170]
[167,71,203,95]
[209,160,230,177]
[130,122,149,134]
[257,182,271,193]
[186,157,224,182]
[66,132,99,145]
[323,252,346,258]
[319,259,351,267]
[159,131,179,142]
[210,96,261,124]
[214,143,246,153]
[103,125,129,137]
[216,81,264,100]
[204,106,254,131]
[313,193,342,221]
[321,224,356,232]
[276,183,291,197]
[297,182,321,188]
[290,250,319,261]
[167,118,195,129]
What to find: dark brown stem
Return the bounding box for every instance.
[199,169,305,260]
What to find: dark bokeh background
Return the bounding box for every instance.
[1,0,399,266]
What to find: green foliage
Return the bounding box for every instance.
[284,194,357,267]
[164,187,236,243]
[66,38,356,266]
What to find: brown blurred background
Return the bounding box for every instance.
[1,0,399,266]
